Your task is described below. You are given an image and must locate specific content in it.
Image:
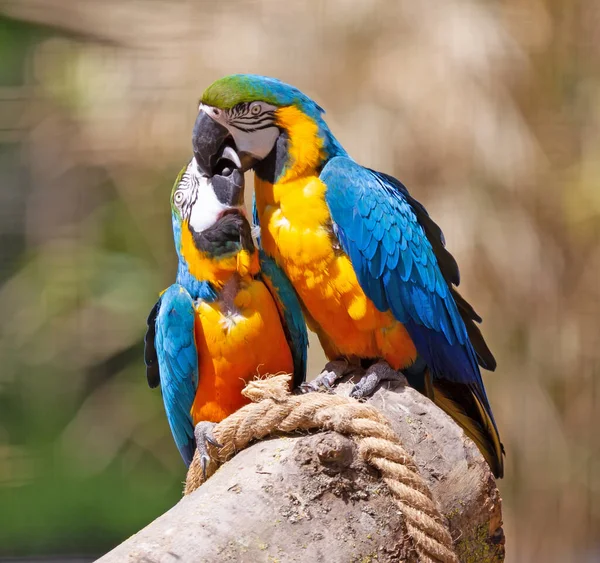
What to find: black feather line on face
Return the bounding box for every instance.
[228,102,250,118]
[228,121,277,134]
[179,190,198,221]
[226,102,276,131]
[173,169,199,220]
[233,112,274,124]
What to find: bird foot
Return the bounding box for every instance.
[301,359,361,393]
[194,421,223,479]
[350,359,403,399]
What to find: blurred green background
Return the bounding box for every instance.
[0,1,598,561]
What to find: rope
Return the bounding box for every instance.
[184,374,458,563]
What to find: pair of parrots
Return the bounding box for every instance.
[145,74,504,478]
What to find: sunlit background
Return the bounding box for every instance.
[0,1,598,561]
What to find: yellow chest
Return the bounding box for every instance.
[191,278,293,423]
[254,173,416,368]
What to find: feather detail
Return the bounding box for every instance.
[155,284,198,466]
[322,156,503,477]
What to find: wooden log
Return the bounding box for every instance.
[97,377,504,563]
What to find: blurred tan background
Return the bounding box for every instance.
[0,0,598,561]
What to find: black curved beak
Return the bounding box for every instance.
[212,169,245,207]
[192,111,231,176]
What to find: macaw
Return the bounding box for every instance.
[144,158,307,470]
[189,74,504,478]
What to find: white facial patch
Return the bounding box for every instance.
[232,126,280,161]
[188,174,230,233]
[200,102,280,161]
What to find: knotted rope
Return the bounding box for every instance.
[185,374,458,563]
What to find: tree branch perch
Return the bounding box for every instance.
[97,375,504,563]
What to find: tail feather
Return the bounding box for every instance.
[431,378,504,478]
[450,287,497,372]
[405,322,504,478]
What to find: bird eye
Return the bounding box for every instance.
[250,103,261,115]
[212,108,221,117]
[174,191,185,205]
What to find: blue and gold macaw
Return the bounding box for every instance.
[190,74,504,477]
[144,158,307,471]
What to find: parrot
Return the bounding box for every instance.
[144,158,307,472]
[189,74,504,478]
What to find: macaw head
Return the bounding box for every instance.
[192,74,338,180]
[171,158,258,287]
[170,157,244,232]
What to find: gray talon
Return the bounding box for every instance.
[350,360,402,399]
[194,421,221,479]
[301,359,353,394]
[205,433,223,449]
[300,381,319,393]
[200,454,210,480]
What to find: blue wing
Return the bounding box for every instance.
[154,284,198,466]
[323,156,503,476]
[259,250,308,388]
[369,169,497,373]
[323,157,470,356]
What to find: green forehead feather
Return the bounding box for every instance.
[201,75,279,108]
[201,74,323,116]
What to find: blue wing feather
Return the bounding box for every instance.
[323,157,504,476]
[155,284,198,466]
[322,157,491,404]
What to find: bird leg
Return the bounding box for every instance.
[301,358,362,393]
[350,359,404,399]
[194,421,223,479]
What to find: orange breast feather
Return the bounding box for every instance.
[255,174,417,370]
[190,279,293,424]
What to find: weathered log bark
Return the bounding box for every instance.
[97,377,504,563]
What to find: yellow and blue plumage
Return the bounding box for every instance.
[191,74,504,478]
[144,160,307,466]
